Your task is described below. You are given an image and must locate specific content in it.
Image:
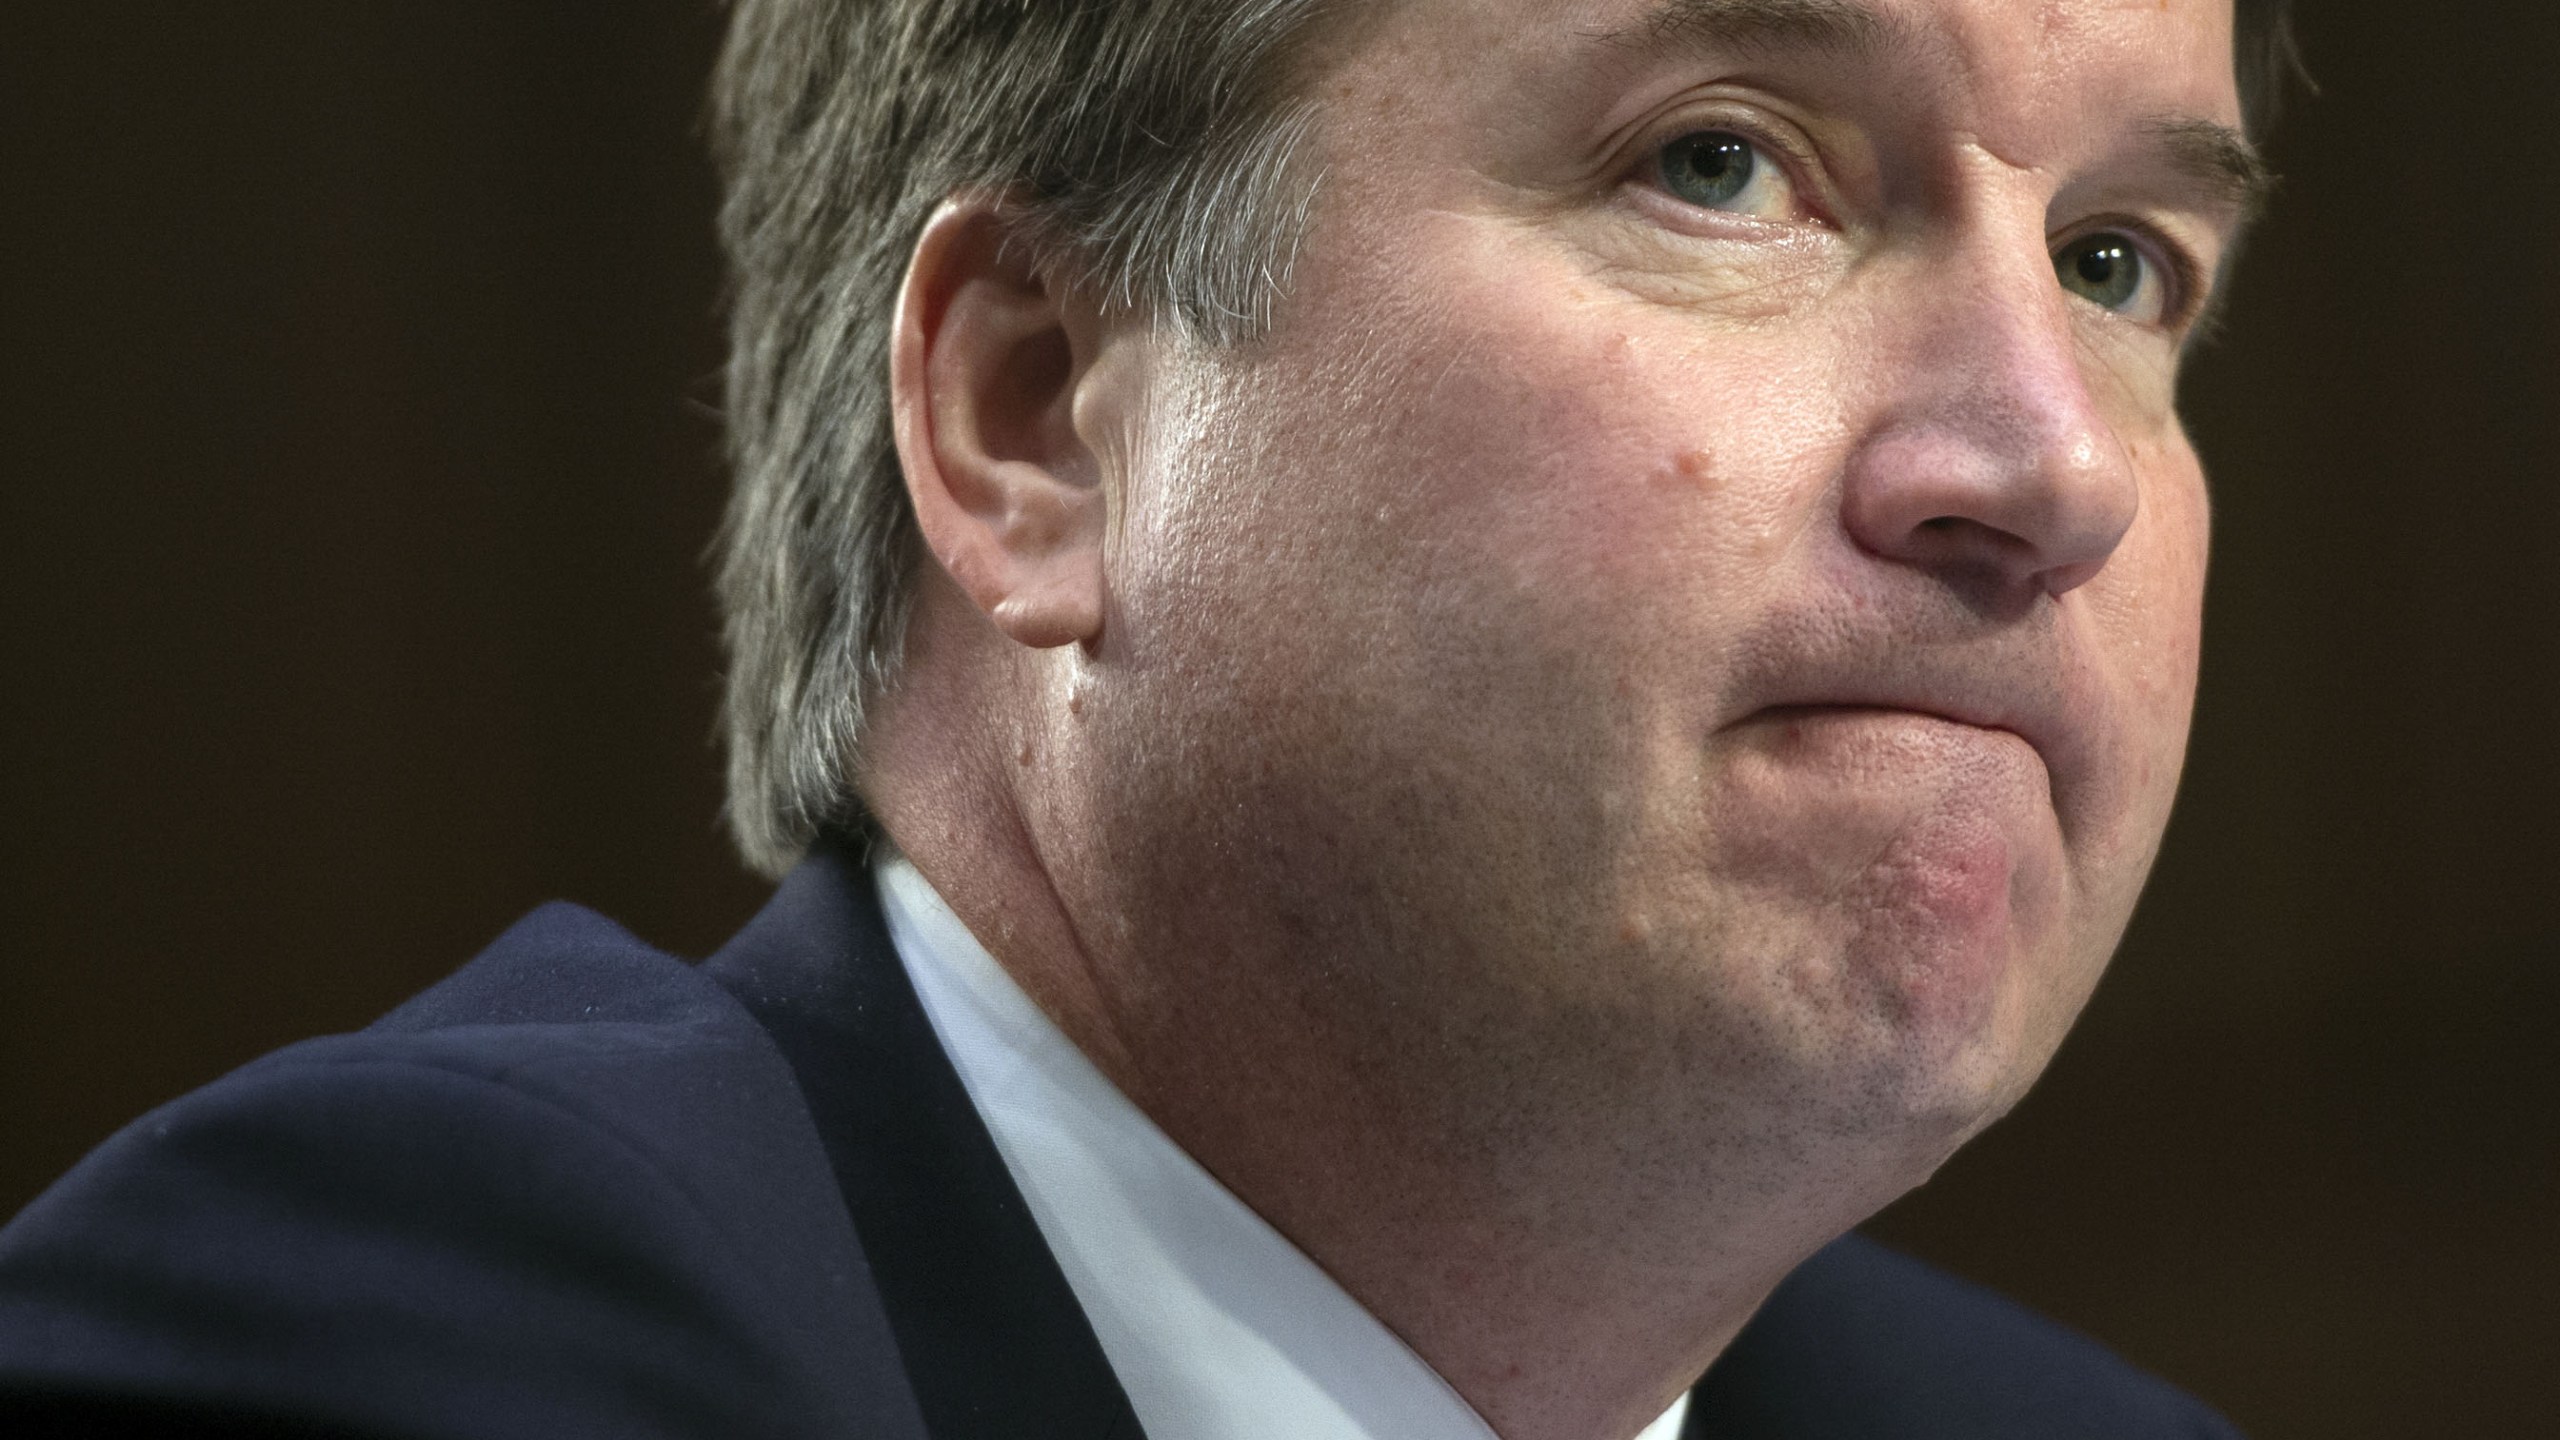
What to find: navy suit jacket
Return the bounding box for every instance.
[0,845,2243,1438]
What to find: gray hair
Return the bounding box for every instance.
[709,0,1337,876]
[707,0,2302,879]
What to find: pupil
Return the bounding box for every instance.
[1665,132,1754,206]
[2058,234,2142,310]
[1691,137,1746,180]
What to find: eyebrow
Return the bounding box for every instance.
[2146,116,2277,220]
[1591,0,1895,60]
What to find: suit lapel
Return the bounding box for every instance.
[705,841,1145,1440]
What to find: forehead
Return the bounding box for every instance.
[1315,0,2242,161]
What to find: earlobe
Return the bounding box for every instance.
[891,199,1112,651]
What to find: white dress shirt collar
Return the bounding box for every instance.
[877,858,1690,1440]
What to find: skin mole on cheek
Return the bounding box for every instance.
[1655,448,1716,493]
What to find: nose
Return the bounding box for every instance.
[1838,239,2140,602]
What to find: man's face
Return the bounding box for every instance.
[1075,0,2243,1177]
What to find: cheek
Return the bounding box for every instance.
[2053,436,2208,898]
[2104,441,2209,726]
[1255,219,1851,648]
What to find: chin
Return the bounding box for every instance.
[1711,900,2069,1172]
[1852,931,2097,1166]
[1827,815,2090,1133]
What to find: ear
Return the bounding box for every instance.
[890,199,1115,651]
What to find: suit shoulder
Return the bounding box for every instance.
[365,898,734,1035]
[1691,1233,2244,1439]
[0,902,916,1440]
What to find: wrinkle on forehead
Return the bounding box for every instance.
[1899,0,2241,175]
[1585,0,1895,59]
[1576,0,2238,124]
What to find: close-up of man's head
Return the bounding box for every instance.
[716,0,2283,1236]
[67,3,2537,1439]
[710,0,2292,872]
[688,7,2298,1431]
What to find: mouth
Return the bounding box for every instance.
[1753,700,2018,733]
[1744,701,2041,760]
[1729,691,2070,811]
[1716,591,2107,830]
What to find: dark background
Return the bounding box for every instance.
[3,5,2552,1436]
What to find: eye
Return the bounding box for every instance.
[1654,129,1794,219]
[2052,231,2168,325]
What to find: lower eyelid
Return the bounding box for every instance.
[1644,163,1824,235]
[1619,180,1806,240]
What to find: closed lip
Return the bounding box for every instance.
[1751,698,2026,740]
[1718,581,2103,812]
[1734,676,2081,794]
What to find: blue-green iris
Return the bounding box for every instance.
[1659,131,1757,210]
[2055,233,2145,312]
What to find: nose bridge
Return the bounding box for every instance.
[1916,215,2109,475]
[1839,213,2139,599]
